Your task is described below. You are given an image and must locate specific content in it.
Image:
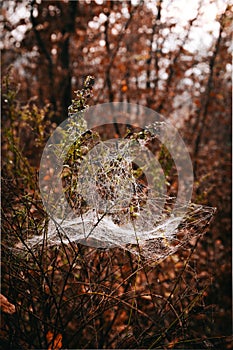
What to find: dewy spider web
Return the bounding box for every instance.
[20,101,216,262]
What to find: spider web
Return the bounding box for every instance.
[21,112,216,262]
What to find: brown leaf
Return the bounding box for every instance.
[0,294,16,314]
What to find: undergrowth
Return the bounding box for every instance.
[1,73,231,350]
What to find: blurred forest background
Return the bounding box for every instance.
[1,0,232,349]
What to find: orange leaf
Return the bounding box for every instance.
[46,331,62,350]
[43,175,51,181]
[121,85,128,92]
[168,338,179,348]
